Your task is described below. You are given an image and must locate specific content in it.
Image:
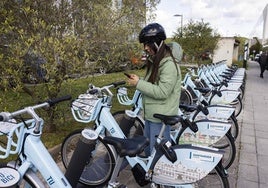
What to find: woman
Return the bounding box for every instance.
[127,23,181,155]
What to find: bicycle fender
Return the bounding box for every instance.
[179,120,231,146]
[152,144,223,185]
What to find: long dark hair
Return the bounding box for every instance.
[146,42,178,83]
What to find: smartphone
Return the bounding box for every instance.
[124,72,131,78]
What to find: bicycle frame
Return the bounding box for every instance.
[0,97,72,188]
[17,120,70,187]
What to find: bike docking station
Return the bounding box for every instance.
[65,128,98,187]
[0,167,20,188]
[119,109,137,136]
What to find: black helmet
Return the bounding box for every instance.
[139,23,166,44]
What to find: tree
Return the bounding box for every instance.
[249,37,262,56]
[173,19,221,66]
[0,0,159,132]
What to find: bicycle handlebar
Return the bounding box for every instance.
[87,81,126,97]
[46,95,72,107]
[0,95,72,122]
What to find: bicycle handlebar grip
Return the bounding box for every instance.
[47,95,72,107]
[222,81,228,87]
[197,105,209,115]
[0,112,10,121]
[113,81,126,88]
[217,90,222,97]
[88,89,99,95]
[201,99,209,106]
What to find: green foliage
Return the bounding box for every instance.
[172,19,221,66]
[0,0,160,132]
[249,37,263,55]
[232,60,244,68]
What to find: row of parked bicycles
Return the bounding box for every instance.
[0,60,245,187]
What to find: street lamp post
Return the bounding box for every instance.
[174,14,183,37]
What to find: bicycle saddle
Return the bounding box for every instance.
[179,104,197,112]
[103,136,149,157]
[153,114,181,126]
[194,87,211,94]
[210,82,221,87]
[179,104,209,115]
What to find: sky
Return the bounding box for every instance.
[152,0,267,38]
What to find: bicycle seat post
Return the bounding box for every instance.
[157,122,166,143]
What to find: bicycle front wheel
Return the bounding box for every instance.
[61,129,116,187]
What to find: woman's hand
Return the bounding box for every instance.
[127,74,139,86]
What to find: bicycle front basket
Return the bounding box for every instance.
[71,93,101,123]
[117,87,133,105]
[0,121,24,159]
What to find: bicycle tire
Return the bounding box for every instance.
[211,132,236,169]
[180,87,193,105]
[229,114,239,140]
[61,129,116,187]
[238,86,244,99]
[230,96,242,117]
[155,161,229,188]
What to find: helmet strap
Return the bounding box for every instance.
[154,40,163,52]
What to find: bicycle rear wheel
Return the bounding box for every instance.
[61,129,115,187]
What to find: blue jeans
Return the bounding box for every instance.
[144,120,171,156]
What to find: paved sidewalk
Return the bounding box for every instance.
[236,61,268,188]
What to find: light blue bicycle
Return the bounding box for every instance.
[61,82,229,188]
[0,96,74,188]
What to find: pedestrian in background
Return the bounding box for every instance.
[127,23,181,155]
[259,51,268,78]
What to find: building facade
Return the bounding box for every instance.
[213,37,240,66]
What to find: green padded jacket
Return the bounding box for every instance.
[136,53,181,123]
